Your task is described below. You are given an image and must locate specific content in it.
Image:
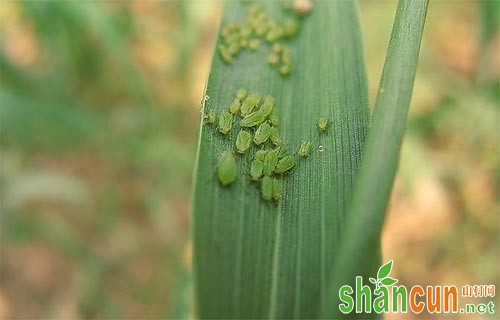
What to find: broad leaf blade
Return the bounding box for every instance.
[193,1,369,318]
[323,0,429,318]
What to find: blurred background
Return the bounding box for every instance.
[0,0,498,319]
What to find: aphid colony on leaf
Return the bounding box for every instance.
[205,89,318,202]
[218,3,312,76]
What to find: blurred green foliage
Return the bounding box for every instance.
[0,1,216,318]
[0,0,498,319]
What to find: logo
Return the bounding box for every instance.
[338,260,495,315]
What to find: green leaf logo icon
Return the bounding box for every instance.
[371,260,398,290]
[377,260,393,279]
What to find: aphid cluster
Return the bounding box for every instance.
[218,3,311,76]
[207,90,316,203]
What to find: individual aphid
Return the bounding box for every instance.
[236,130,252,154]
[248,4,262,16]
[204,108,216,124]
[259,96,274,116]
[263,150,279,175]
[254,122,272,145]
[225,32,241,45]
[240,93,261,116]
[229,98,241,114]
[267,53,280,65]
[249,39,260,51]
[282,0,293,10]
[250,159,264,181]
[218,110,233,134]
[219,45,232,63]
[281,47,292,64]
[226,22,240,32]
[266,27,284,43]
[240,26,253,38]
[317,117,329,132]
[240,38,249,48]
[272,178,282,201]
[221,26,232,39]
[261,176,273,201]
[298,141,312,157]
[240,110,267,128]
[275,155,295,174]
[255,24,269,37]
[228,42,241,56]
[269,126,282,146]
[272,43,283,54]
[284,18,299,37]
[269,110,279,126]
[280,64,291,76]
[274,145,288,158]
[293,0,313,16]
[236,89,247,100]
[218,150,237,186]
[254,149,267,161]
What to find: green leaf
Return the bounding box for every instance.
[377,260,393,279]
[192,1,369,318]
[381,277,398,287]
[322,0,429,318]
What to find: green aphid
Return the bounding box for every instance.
[250,159,264,181]
[265,23,284,43]
[218,150,237,186]
[225,32,241,45]
[269,110,279,126]
[261,176,273,201]
[267,53,280,65]
[221,25,233,38]
[219,45,232,63]
[240,93,261,116]
[272,178,282,201]
[240,38,249,48]
[284,18,299,38]
[280,64,291,76]
[259,96,274,116]
[274,145,287,158]
[236,89,247,100]
[266,29,283,43]
[218,110,233,134]
[254,122,272,145]
[205,108,216,124]
[249,39,260,51]
[240,110,267,128]
[229,42,241,55]
[240,26,253,38]
[254,149,267,161]
[263,150,279,175]
[248,4,262,16]
[282,0,293,10]
[282,47,292,65]
[275,155,295,174]
[229,98,241,114]
[272,43,283,54]
[298,141,312,157]
[236,130,252,154]
[269,126,282,146]
[317,117,329,132]
[226,22,240,32]
[255,24,269,37]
